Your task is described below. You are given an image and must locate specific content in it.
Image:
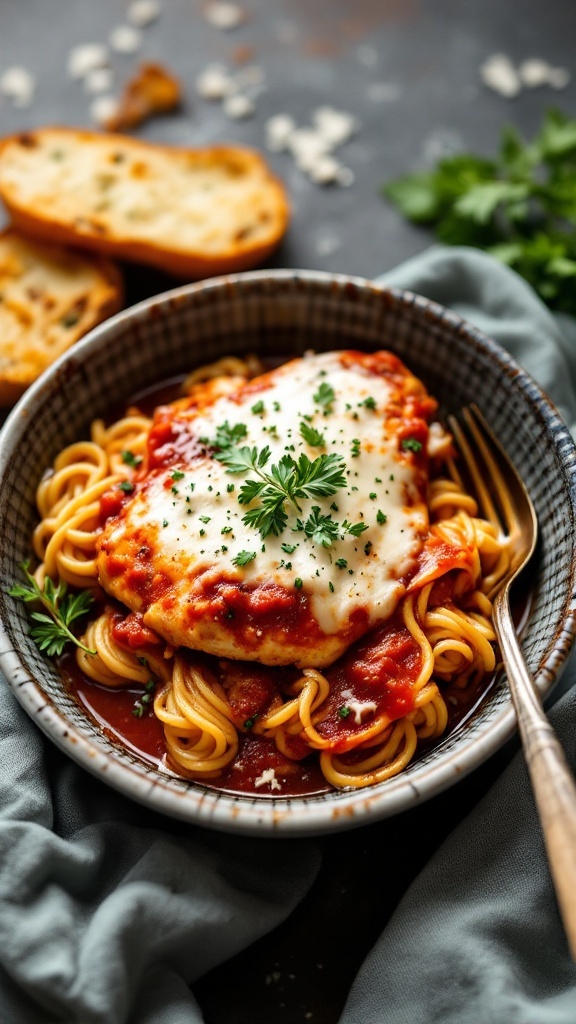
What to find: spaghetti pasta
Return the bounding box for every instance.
[26,350,507,795]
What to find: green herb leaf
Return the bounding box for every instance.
[313,381,335,412]
[121,450,142,468]
[401,438,423,453]
[382,109,576,314]
[232,550,257,567]
[8,563,95,657]
[299,421,325,447]
[303,506,340,547]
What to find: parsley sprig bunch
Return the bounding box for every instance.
[9,562,95,656]
[382,109,576,314]
[215,440,349,539]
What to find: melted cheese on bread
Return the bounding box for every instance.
[97,351,436,667]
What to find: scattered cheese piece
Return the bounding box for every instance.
[67,43,109,80]
[480,53,521,98]
[254,767,282,791]
[341,689,378,725]
[204,2,245,30]
[195,63,236,100]
[90,94,120,126]
[109,25,143,54]
[265,113,297,151]
[0,66,35,107]
[223,93,255,119]
[84,67,115,94]
[312,106,359,147]
[127,0,162,27]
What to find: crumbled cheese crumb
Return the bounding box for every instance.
[518,58,570,89]
[195,63,236,100]
[204,2,245,30]
[109,24,143,54]
[84,67,115,94]
[0,66,35,107]
[480,53,521,98]
[254,767,282,791]
[481,53,570,97]
[67,43,109,80]
[341,689,377,725]
[90,94,120,126]
[127,0,161,27]
[223,92,255,119]
[265,113,297,151]
[264,107,358,187]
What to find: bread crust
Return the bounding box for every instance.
[0,227,122,405]
[0,128,290,278]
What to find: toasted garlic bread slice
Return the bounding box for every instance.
[0,129,290,278]
[0,228,122,405]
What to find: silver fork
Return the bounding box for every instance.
[448,404,576,960]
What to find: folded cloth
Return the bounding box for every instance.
[337,245,576,1024]
[1,245,576,1024]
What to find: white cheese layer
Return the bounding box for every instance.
[102,352,429,649]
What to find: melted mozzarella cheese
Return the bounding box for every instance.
[98,351,432,666]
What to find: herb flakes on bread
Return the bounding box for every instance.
[0,228,122,405]
[0,128,290,278]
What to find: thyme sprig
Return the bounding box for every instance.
[8,562,96,657]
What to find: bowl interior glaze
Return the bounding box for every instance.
[1,270,575,836]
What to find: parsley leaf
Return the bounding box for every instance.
[382,109,576,315]
[299,421,326,447]
[303,506,341,547]
[313,381,335,412]
[8,563,95,657]
[232,550,257,567]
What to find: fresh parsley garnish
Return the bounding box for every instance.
[335,558,348,569]
[171,470,185,481]
[118,480,135,493]
[299,421,325,447]
[302,507,341,547]
[216,443,348,539]
[8,563,96,657]
[339,705,351,719]
[401,438,422,453]
[376,510,387,525]
[362,397,377,410]
[212,421,248,449]
[251,400,265,414]
[350,438,361,458]
[121,450,142,468]
[382,108,576,315]
[313,381,335,412]
[232,550,257,566]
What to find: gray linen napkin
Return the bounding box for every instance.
[1,245,576,1023]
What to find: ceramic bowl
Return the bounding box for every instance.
[1,270,576,836]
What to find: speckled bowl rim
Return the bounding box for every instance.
[1,268,576,836]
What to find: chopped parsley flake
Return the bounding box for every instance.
[362,396,377,410]
[328,581,335,593]
[369,492,377,500]
[351,439,361,458]
[402,437,423,453]
[294,577,303,589]
[199,515,211,524]
[339,706,351,719]
[162,519,168,528]
[251,400,265,414]
[335,558,347,569]
[313,381,335,412]
[377,510,387,525]
[171,470,185,481]
[300,421,325,447]
[121,450,142,468]
[232,550,257,566]
[281,543,297,554]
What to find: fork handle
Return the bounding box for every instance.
[495,595,576,961]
